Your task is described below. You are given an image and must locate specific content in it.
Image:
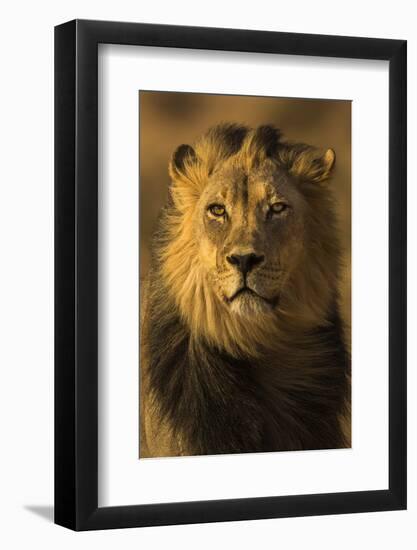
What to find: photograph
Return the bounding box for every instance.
[53,14,406,535]
[139,91,352,458]
[0,1,411,545]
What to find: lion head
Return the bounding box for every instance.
[155,123,340,356]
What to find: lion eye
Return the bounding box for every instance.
[270,202,288,215]
[208,204,226,217]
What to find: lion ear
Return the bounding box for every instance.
[168,144,203,210]
[320,148,336,180]
[289,147,336,184]
[169,144,198,182]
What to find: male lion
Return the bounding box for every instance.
[140,123,350,458]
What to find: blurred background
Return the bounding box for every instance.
[139,91,351,329]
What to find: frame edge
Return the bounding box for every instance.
[388,39,407,510]
[54,19,77,530]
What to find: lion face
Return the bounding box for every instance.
[161,124,337,353]
[197,159,305,318]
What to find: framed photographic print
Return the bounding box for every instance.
[55,19,407,530]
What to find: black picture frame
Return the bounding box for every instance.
[55,19,407,531]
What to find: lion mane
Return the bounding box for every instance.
[140,123,351,458]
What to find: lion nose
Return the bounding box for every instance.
[226,253,265,276]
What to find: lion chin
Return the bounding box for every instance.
[227,287,275,318]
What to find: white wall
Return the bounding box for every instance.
[0,1,415,548]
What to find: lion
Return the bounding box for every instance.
[140,123,351,458]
